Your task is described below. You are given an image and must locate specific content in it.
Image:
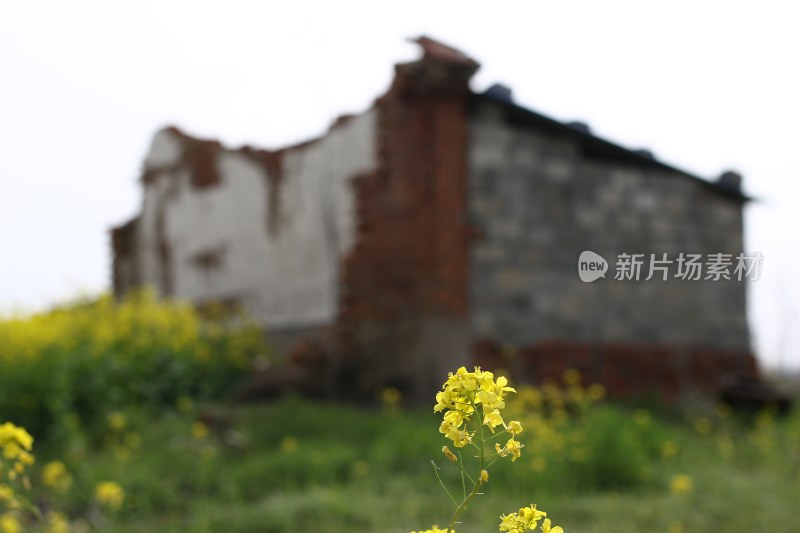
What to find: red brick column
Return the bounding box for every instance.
[337,38,479,399]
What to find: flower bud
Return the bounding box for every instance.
[442,445,458,463]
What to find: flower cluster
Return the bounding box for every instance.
[0,423,34,480]
[95,481,125,511]
[0,290,265,442]
[413,367,564,533]
[1,419,129,530]
[42,461,73,492]
[500,504,563,533]
[0,422,34,533]
[434,366,523,457]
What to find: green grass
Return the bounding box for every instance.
[18,396,800,532]
[5,297,796,531]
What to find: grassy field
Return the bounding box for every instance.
[17,394,800,533]
[2,297,798,532]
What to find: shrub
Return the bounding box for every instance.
[0,290,267,441]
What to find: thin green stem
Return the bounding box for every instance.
[446,402,487,533]
[15,492,44,522]
[432,460,459,507]
[485,454,503,470]
[457,451,467,500]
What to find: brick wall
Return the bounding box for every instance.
[337,39,478,400]
[474,339,757,402]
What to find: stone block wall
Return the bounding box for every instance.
[468,96,754,397]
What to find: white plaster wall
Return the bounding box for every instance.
[138,111,376,329]
[144,129,183,168]
[137,172,171,292]
[136,129,187,293]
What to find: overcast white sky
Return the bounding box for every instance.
[1,1,798,370]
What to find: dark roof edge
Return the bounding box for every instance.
[472,91,752,202]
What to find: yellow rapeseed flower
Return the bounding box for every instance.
[506,420,523,435]
[495,438,523,462]
[46,512,70,533]
[0,422,34,479]
[669,474,693,495]
[563,368,581,386]
[693,418,711,435]
[587,383,605,401]
[499,504,547,532]
[483,409,505,432]
[0,424,33,453]
[42,461,72,492]
[668,520,684,533]
[661,441,678,459]
[95,481,125,510]
[107,412,127,432]
[434,366,520,449]
[542,517,564,533]
[439,420,473,448]
[191,422,209,440]
[380,387,402,408]
[0,513,21,533]
[410,526,450,533]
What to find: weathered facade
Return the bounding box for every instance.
[112,37,756,401]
